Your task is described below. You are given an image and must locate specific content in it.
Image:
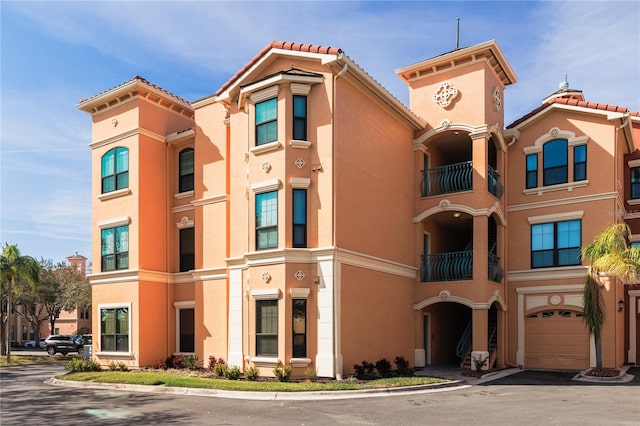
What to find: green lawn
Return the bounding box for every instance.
[59,370,447,392]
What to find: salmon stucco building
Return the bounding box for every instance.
[77,40,640,377]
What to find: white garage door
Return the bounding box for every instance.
[525,310,589,370]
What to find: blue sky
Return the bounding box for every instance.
[1,1,639,266]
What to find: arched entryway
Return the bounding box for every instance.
[422,302,472,366]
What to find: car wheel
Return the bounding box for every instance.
[77,347,83,355]
[47,347,56,356]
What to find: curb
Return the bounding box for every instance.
[572,365,635,383]
[47,377,470,400]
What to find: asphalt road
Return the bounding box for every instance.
[1,363,639,425]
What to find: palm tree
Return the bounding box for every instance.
[0,244,40,363]
[581,223,640,370]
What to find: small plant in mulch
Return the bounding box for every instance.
[394,356,414,377]
[584,368,620,378]
[375,358,392,378]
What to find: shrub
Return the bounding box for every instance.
[214,361,228,377]
[273,364,292,382]
[208,355,217,370]
[65,358,102,372]
[153,359,167,370]
[225,366,241,380]
[305,366,318,382]
[375,358,392,377]
[183,355,201,370]
[394,356,413,376]
[163,354,185,369]
[353,360,375,379]
[244,365,259,381]
[108,361,129,371]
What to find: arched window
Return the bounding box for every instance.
[179,148,194,193]
[101,147,129,194]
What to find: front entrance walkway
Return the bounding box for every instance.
[416,365,522,385]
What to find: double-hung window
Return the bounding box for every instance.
[526,154,538,189]
[101,225,129,272]
[256,98,277,146]
[293,95,307,140]
[100,306,129,352]
[179,227,195,272]
[543,139,568,186]
[178,148,194,193]
[292,189,307,248]
[631,167,640,199]
[178,307,195,353]
[573,145,586,181]
[531,220,581,268]
[256,300,278,356]
[101,147,129,194]
[256,191,278,250]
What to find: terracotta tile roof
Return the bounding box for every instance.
[507,97,639,129]
[214,41,343,96]
[78,75,191,107]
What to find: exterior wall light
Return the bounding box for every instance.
[618,299,624,312]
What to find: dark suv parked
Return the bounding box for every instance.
[44,335,85,355]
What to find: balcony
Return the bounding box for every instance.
[421,161,472,197]
[421,251,504,283]
[421,251,473,282]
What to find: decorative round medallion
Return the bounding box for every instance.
[550,295,562,306]
[294,270,305,281]
[433,82,459,108]
[261,162,271,173]
[549,127,560,137]
[261,272,271,283]
[294,157,306,169]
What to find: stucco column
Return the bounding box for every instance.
[414,310,426,367]
[227,267,244,368]
[472,215,489,281]
[470,132,488,193]
[471,308,489,371]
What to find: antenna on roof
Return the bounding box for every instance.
[559,74,569,90]
[456,17,460,50]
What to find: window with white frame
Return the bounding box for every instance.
[101,225,129,272]
[256,98,278,146]
[256,191,278,250]
[256,299,278,357]
[100,305,130,353]
[178,148,194,193]
[101,147,129,194]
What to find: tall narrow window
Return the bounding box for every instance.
[631,167,640,199]
[179,227,195,272]
[100,307,129,352]
[526,154,538,189]
[179,308,195,353]
[101,225,129,272]
[292,299,307,358]
[101,147,129,194]
[531,220,581,268]
[293,95,307,140]
[256,98,277,146]
[179,148,194,193]
[292,189,307,248]
[543,139,568,186]
[256,191,278,250]
[573,145,586,181]
[256,300,278,356]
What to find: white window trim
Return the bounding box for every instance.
[290,83,311,96]
[528,211,584,224]
[98,188,131,201]
[289,139,311,149]
[251,179,281,194]
[174,301,195,355]
[96,302,132,356]
[523,128,588,154]
[290,288,311,299]
[290,178,311,189]
[176,216,195,229]
[251,288,281,300]
[249,85,280,104]
[175,190,194,199]
[628,159,640,168]
[523,180,589,195]
[98,216,131,229]
[250,140,282,155]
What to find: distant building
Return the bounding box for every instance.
[78,40,640,375]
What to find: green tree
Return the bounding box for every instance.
[39,259,90,334]
[581,223,640,370]
[0,244,40,363]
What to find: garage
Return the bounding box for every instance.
[525,310,590,370]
